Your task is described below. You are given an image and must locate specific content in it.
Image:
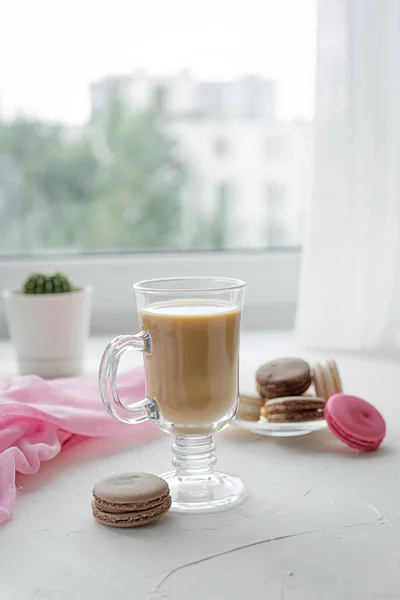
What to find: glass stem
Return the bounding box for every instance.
[172,434,217,478]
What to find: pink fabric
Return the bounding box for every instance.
[0,368,152,525]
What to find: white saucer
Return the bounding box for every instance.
[232,417,328,437]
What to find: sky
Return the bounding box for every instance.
[0,0,317,124]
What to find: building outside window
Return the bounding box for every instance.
[213,137,230,157]
[265,182,290,247]
[266,182,287,209]
[265,134,291,164]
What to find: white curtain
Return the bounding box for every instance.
[296,0,400,352]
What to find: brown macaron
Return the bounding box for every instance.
[256,358,311,399]
[92,472,171,528]
[261,396,326,423]
[236,394,264,421]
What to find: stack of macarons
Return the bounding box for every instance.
[238,356,333,424]
[237,356,386,450]
[258,357,333,423]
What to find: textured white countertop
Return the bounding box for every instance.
[1,332,400,600]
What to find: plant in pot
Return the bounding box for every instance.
[3,273,92,378]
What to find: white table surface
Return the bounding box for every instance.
[1,332,400,600]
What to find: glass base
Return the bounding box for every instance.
[162,471,245,512]
[161,433,245,512]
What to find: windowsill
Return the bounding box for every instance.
[0,251,301,335]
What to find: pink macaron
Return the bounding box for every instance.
[325,393,386,451]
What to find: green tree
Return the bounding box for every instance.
[34,135,98,248]
[0,118,97,251]
[185,183,230,250]
[0,93,236,254]
[0,119,61,251]
[0,105,187,252]
[90,97,186,250]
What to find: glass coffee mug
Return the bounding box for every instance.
[99,277,246,512]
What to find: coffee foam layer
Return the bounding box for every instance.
[142,300,238,317]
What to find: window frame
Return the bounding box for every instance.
[0,251,300,337]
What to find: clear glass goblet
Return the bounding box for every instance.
[99,277,246,512]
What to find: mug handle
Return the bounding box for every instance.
[99,332,151,424]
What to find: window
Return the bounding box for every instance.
[0,0,316,333]
[214,137,230,157]
[265,134,291,163]
[212,183,231,248]
[0,0,315,257]
[265,182,290,247]
[266,182,288,208]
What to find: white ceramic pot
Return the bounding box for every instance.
[2,287,92,378]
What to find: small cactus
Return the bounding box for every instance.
[23,272,74,294]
